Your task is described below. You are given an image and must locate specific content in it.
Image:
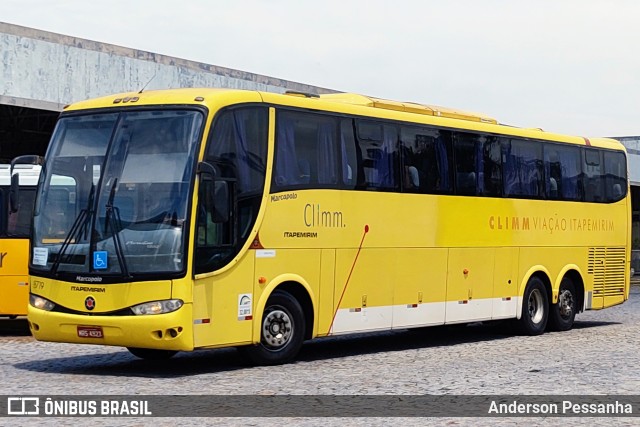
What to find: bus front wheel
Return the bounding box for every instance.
[517,277,548,335]
[127,347,177,360]
[243,290,305,365]
[547,278,577,332]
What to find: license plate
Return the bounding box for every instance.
[77,326,103,338]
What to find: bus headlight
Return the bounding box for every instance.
[30,294,55,311]
[131,299,184,315]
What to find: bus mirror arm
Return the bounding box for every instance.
[9,174,19,213]
[10,155,44,173]
[197,161,218,177]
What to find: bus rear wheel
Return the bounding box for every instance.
[243,290,305,366]
[517,276,548,335]
[127,347,177,360]
[548,278,577,332]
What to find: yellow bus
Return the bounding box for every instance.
[26,89,630,364]
[0,164,41,317]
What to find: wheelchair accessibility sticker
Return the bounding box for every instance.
[93,251,108,270]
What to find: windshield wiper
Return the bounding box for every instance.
[51,183,95,275]
[103,177,130,278]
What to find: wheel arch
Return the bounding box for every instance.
[253,274,316,344]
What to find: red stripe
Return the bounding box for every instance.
[328,225,369,334]
[583,137,591,146]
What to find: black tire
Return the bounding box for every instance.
[547,277,577,332]
[517,276,549,335]
[243,291,305,366]
[127,347,177,360]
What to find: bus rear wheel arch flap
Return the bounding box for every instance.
[517,275,549,335]
[243,288,308,365]
[127,347,178,360]
[548,273,580,332]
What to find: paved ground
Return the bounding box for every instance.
[1,285,639,426]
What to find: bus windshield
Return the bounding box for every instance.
[31,109,204,279]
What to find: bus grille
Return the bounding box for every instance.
[588,247,627,296]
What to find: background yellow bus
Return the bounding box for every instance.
[27,89,630,364]
[0,164,40,317]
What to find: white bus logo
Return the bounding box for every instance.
[7,397,39,415]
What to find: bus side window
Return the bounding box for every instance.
[582,148,604,202]
[197,179,226,246]
[604,150,627,202]
[274,112,340,190]
[544,148,562,199]
[400,127,428,193]
[502,138,543,198]
[207,108,268,195]
[543,143,581,201]
[340,119,359,189]
[315,121,338,186]
[398,125,454,194]
[453,132,478,196]
[355,121,399,191]
[481,136,502,197]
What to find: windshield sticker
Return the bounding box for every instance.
[238,293,253,320]
[32,247,48,266]
[93,251,108,270]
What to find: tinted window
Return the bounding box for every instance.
[479,136,502,197]
[197,107,268,273]
[400,126,452,193]
[544,143,581,200]
[503,138,543,197]
[208,108,268,195]
[273,112,344,191]
[269,110,627,206]
[582,148,605,202]
[453,133,478,195]
[603,150,627,202]
[453,132,500,196]
[340,119,359,189]
[356,121,399,190]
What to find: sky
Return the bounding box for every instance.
[3,0,640,137]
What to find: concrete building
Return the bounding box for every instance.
[0,21,334,162]
[612,137,640,272]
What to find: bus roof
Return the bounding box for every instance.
[61,88,625,152]
[312,92,498,124]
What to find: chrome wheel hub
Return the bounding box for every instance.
[528,289,544,324]
[262,308,293,349]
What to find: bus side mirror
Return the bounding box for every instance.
[197,161,231,223]
[9,173,19,213]
[9,154,43,213]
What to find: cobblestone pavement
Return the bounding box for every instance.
[1,286,639,426]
